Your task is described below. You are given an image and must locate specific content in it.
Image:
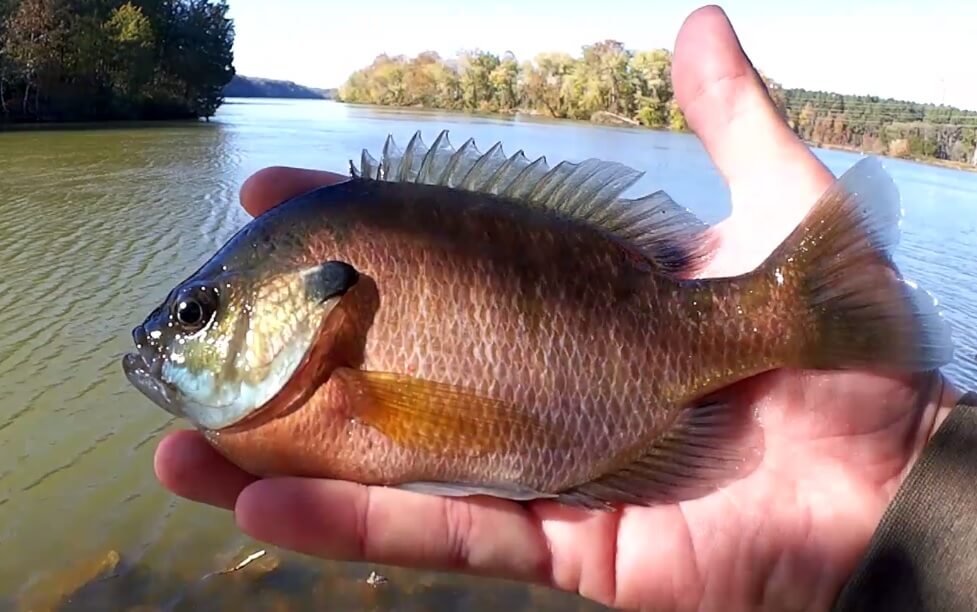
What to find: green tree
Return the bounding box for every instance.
[630,49,671,128]
[559,39,633,120]
[426,59,462,109]
[163,0,234,118]
[0,0,235,123]
[582,39,634,117]
[489,51,519,112]
[2,0,67,117]
[668,98,688,131]
[459,49,500,111]
[519,52,575,118]
[104,2,155,104]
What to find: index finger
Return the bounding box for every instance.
[234,478,556,583]
[240,166,348,217]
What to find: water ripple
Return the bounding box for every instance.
[21,430,115,493]
[132,417,178,452]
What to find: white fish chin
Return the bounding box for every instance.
[145,339,312,431]
[122,352,239,429]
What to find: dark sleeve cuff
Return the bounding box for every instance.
[833,391,977,611]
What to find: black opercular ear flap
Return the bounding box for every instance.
[305,260,360,303]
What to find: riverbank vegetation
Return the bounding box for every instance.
[0,0,234,123]
[223,75,335,100]
[338,43,977,167]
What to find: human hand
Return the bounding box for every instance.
[153,5,961,610]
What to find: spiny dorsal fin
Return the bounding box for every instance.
[349,129,714,277]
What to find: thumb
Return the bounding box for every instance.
[672,5,835,272]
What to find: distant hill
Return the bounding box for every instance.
[223,75,336,99]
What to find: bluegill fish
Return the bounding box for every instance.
[123,130,953,509]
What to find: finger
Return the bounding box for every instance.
[234,477,554,583]
[154,429,256,510]
[673,5,833,199]
[239,166,348,217]
[672,6,835,275]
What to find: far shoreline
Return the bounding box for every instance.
[811,142,977,173]
[333,99,977,174]
[4,97,975,175]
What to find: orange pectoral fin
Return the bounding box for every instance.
[333,368,547,455]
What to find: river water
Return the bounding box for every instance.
[1,98,975,610]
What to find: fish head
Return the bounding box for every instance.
[123,253,360,431]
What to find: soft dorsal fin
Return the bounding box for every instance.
[349,129,714,277]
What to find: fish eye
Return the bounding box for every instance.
[172,286,217,333]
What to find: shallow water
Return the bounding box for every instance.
[0,98,975,609]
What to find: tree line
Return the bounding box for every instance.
[783,89,977,163]
[339,42,977,165]
[0,0,235,123]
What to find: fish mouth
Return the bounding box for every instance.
[122,325,184,419]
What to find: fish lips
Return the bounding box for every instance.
[122,325,185,420]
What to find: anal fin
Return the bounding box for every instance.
[555,395,764,510]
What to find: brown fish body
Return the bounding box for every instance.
[210,180,817,502]
[127,131,952,508]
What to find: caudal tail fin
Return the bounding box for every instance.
[761,157,953,372]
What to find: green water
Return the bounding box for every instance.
[1,98,975,610]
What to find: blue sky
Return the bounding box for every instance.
[226,0,977,110]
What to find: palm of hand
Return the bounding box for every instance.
[153,6,956,611]
[565,367,942,610]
